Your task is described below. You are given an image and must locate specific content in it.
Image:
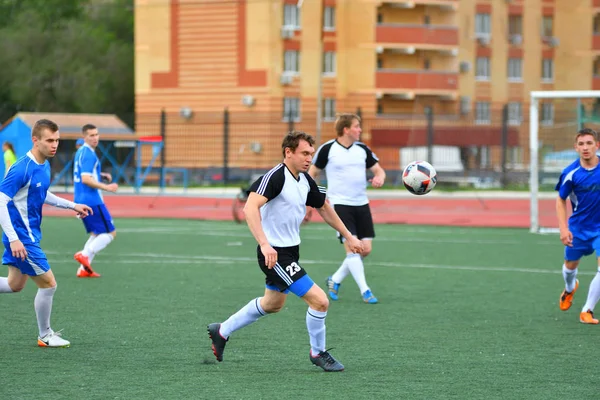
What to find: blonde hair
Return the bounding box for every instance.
[334,113,360,137]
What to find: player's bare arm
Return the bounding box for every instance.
[244,192,278,268]
[82,174,118,192]
[308,165,321,182]
[556,197,573,247]
[316,201,363,254]
[369,163,386,188]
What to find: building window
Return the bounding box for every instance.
[542,59,554,82]
[541,103,554,126]
[323,51,336,75]
[377,58,383,69]
[594,15,600,35]
[475,13,491,37]
[508,15,522,36]
[377,13,383,24]
[542,16,553,38]
[507,102,522,126]
[283,97,300,121]
[594,58,600,76]
[323,6,335,30]
[424,59,430,70]
[283,4,300,28]
[377,100,383,114]
[508,58,523,81]
[424,15,430,25]
[283,50,299,73]
[475,102,491,124]
[475,57,490,81]
[323,98,336,121]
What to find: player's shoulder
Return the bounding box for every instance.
[355,141,372,152]
[561,159,582,176]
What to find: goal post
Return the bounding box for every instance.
[529,90,600,233]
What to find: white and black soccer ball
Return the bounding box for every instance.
[402,161,437,195]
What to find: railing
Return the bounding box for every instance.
[376,24,458,46]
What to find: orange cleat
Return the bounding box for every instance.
[76,265,101,278]
[74,252,96,273]
[580,310,599,324]
[559,280,579,311]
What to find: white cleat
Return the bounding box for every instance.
[38,330,70,348]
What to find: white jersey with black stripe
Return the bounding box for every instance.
[249,163,326,247]
[312,139,379,206]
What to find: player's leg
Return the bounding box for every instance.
[559,237,588,311]
[208,288,285,362]
[0,265,28,293]
[327,205,357,300]
[345,205,378,304]
[579,239,600,324]
[300,282,343,371]
[25,245,69,347]
[75,204,116,277]
[76,234,97,277]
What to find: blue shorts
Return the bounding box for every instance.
[564,235,600,261]
[266,274,315,297]
[2,242,50,276]
[82,204,115,234]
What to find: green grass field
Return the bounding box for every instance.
[1,218,598,400]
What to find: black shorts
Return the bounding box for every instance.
[257,245,307,292]
[334,204,375,242]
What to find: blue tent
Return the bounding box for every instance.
[0,117,34,177]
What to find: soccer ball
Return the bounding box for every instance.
[402,161,437,195]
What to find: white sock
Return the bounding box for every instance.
[0,277,14,293]
[582,268,600,313]
[82,233,113,257]
[331,256,351,284]
[345,253,370,294]
[79,237,96,268]
[219,297,267,339]
[35,286,56,338]
[306,308,327,356]
[563,264,578,293]
[82,235,95,252]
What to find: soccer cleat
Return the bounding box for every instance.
[326,276,340,301]
[76,266,101,278]
[362,289,378,304]
[559,279,579,311]
[38,330,70,348]
[580,310,599,324]
[74,252,97,275]
[310,349,344,372]
[207,323,228,362]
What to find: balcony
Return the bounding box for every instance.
[376,24,458,51]
[593,76,600,90]
[594,34,600,51]
[380,0,458,11]
[376,69,458,98]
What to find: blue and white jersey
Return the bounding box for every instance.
[556,158,600,240]
[74,143,103,206]
[0,152,51,244]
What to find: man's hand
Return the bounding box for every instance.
[100,172,112,183]
[10,240,27,261]
[345,236,363,254]
[369,176,385,188]
[105,183,119,193]
[74,204,93,218]
[560,229,573,247]
[260,243,278,269]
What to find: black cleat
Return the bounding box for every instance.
[207,323,228,362]
[310,349,344,372]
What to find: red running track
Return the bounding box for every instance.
[43,194,558,229]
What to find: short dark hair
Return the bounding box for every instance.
[281,131,315,158]
[32,119,59,139]
[82,124,97,134]
[334,113,360,137]
[576,128,598,142]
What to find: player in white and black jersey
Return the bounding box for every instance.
[207,131,362,372]
[309,113,386,304]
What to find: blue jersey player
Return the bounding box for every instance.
[73,124,118,278]
[556,128,600,324]
[0,119,92,347]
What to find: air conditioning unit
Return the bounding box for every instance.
[460,96,471,115]
[281,26,295,40]
[280,74,293,85]
[477,36,491,46]
[241,95,255,107]
[375,46,384,54]
[509,34,522,46]
[459,61,471,73]
[548,37,560,47]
